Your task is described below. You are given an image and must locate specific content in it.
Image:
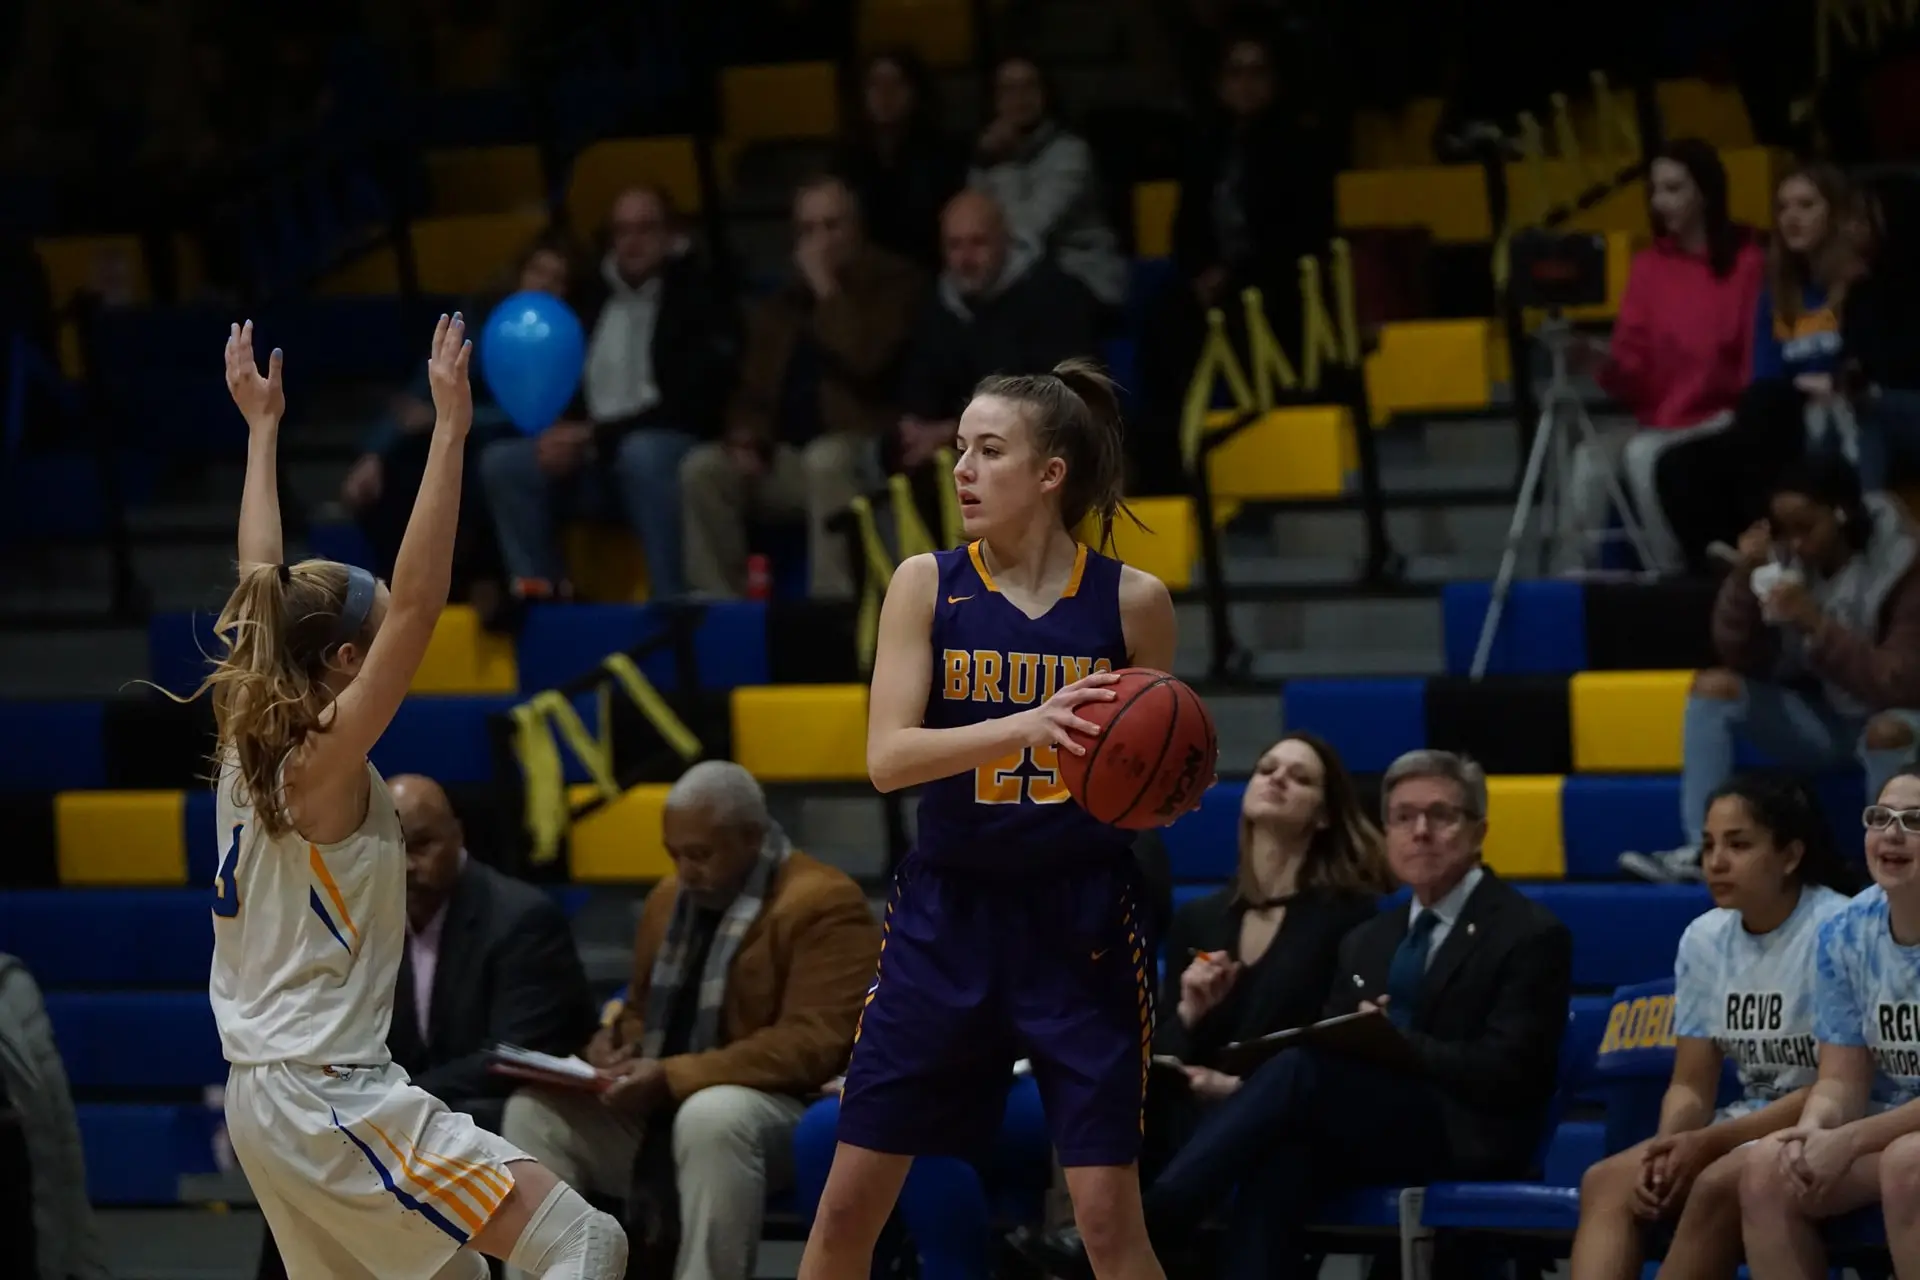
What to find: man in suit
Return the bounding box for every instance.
[1019,748,1573,1280]
[500,760,882,1280]
[387,773,599,1132]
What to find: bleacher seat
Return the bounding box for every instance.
[1483,776,1565,878]
[731,685,869,782]
[1442,581,1589,677]
[1206,407,1356,501]
[1283,679,1427,774]
[565,137,704,232]
[0,701,106,791]
[1561,776,1685,878]
[411,605,519,695]
[55,791,187,886]
[719,63,840,143]
[1522,884,1706,990]
[567,783,675,882]
[857,0,975,68]
[48,992,223,1090]
[1363,320,1500,424]
[0,890,210,988]
[516,601,770,694]
[1098,495,1196,591]
[77,1103,218,1204]
[426,145,548,215]
[370,696,520,784]
[1132,182,1178,258]
[1570,670,1692,772]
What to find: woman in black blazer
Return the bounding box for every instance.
[1145,730,1392,1177]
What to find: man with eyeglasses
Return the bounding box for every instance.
[1018,749,1573,1280]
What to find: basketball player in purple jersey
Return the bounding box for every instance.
[797,360,1201,1280]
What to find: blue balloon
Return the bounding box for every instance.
[478,292,586,435]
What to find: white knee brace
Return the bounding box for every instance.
[505,1181,629,1280]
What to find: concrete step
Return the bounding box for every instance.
[1214,550,1505,586]
[1251,502,1514,562]
[0,627,151,697]
[1174,595,1445,678]
[0,542,233,616]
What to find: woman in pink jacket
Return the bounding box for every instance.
[1574,139,1766,571]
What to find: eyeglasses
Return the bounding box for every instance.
[1863,806,1920,834]
[1386,804,1473,831]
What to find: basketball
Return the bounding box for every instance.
[1057,668,1218,829]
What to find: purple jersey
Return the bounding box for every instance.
[911,540,1133,873]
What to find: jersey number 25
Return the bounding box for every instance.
[212,824,244,918]
[975,746,1070,805]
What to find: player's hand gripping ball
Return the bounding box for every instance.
[1056,669,1218,829]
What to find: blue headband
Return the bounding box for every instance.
[330,565,378,646]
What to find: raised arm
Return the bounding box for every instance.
[226,321,286,575]
[299,315,473,785]
[865,553,1117,793]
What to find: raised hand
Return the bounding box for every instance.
[225,320,284,429]
[426,313,473,435]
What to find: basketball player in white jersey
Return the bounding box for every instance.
[200,315,626,1280]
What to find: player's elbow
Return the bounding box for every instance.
[866,732,916,793]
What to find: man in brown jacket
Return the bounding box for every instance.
[500,761,881,1280]
[679,174,926,599]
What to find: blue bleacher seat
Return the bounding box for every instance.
[1442,581,1588,676]
[305,522,380,573]
[77,1103,220,1204]
[1518,884,1709,990]
[1161,784,1243,883]
[516,601,770,694]
[0,452,158,542]
[147,612,222,704]
[0,700,106,790]
[0,890,212,989]
[48,992,224,1090]
[1561,776,1686,878]
[1282,679,1427,774]
[369,695,520,784]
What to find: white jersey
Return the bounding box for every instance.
[209,757,406,1068]
[1816,883,1920,1108]
[1671,884,1848,1116]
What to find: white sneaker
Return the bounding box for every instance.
[1618,846,1703,883]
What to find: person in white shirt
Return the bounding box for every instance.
[201,317,625,1280]
[1570,774,1853,1280]
[1738,765,1920,1278]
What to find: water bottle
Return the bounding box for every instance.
[745,554,772,601]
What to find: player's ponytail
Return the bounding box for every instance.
[172,559,378,839]
[974,357,1145,551]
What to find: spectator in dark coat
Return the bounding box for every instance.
[895,189,1097,471]
[831,49,968,273]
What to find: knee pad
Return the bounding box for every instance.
[506,1181,629,1280]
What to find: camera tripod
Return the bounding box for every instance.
[1469,318,1658,680]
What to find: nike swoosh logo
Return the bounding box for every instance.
[1091,949,1109,961]
[947,594,973,604]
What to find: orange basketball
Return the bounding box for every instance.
[1057,668,1218,829]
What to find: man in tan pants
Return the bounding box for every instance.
[680,175,926,599]
[501,762,881,1280]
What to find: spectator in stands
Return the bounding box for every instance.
[679,176,924,599]
[481,184,737,604]
[894,189,1098,471]
[831,49,967,272]
[968,55,1127,314]
[1622,456,1920,884]
[1147,732,1390,1178]
[1736,767,1920,1276]
[1019,750,1573,1280]
[0,954,110,1280]
[385,774,597,1130]
[499,761,881,1280]
[1842,179,1920,492]
[1138,28,1344,461]
[343,230,579,611]
[1657,164,1873,574]
[1570,139,1765,573]
[1571,774,1852,1280]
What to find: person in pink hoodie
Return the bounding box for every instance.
[1571,139,1767,571]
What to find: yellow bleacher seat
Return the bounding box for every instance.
[427,146,547,215]
[1483,775,1566,878]
[1336,168,1491,243]
[1656,79,1756,150]
[1349,97,1446,170]
[567,137,705,231]
[56,791,186,886]
[1133,181,1179,259]
[1363,319,1498,424]
[1205,406,1355,502]
[411,213,550,296]
[732,685,869,781]
[1570,670,1695,772]
[565,524,651,604]
[433,23,508,91]
[858,0,974,67]
[1101,495,1195,591]
[721,63,840,143]
[35,236,151,309]
[411,605,518,695]
[568,783,675,881]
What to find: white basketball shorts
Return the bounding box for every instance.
[225,1060,530,1280]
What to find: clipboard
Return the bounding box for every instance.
[1213,1009,1416,1077]
[487,1044,611,1095]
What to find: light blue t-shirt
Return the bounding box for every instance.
[1815,885,1920,1107]
[1674,885,1849,1115]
